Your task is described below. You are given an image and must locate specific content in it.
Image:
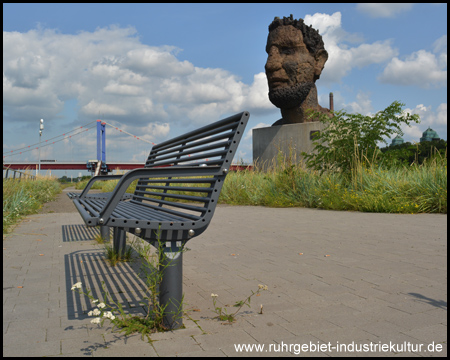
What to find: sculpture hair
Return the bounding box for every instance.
[268,14,326,56]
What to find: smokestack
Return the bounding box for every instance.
[329,92,334,111]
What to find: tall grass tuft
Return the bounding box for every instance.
[220,148,446,214]
[3,175,61,233]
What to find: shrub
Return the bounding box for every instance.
[302,101,420,176]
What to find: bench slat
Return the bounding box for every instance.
[146,149,229,168]
[117,201,192,222]
[130,197,206,215]
[73,200,97,226]
[147,139,232,165]
[84,198,196,223]
[148,120,237,154]
[136,185,213,193]
[138,178,216,184]
[78,199,100,217]
[153,133,233,158]
[133,190,209,203]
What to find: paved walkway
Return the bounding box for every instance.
[3,188,447,356]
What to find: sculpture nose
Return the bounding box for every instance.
[265,46,282,73]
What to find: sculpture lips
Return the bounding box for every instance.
[268,77,288,88]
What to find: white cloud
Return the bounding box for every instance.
[435,103,447,125]
[400,103,447,142]
[4,54,51,89]
[244,72,273,112]
[123,46,194,77]
[103,83,145,96]
[3,25,271,133]
[356,3,414,18]
[304,12,398,84]
[433,35,447,54]
[378,49,447,88]
[103,120,170,159]
[81,100,128,117]
[244,122,272,141]
[343,91,373,115]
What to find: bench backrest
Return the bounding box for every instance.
[130,112,250,229]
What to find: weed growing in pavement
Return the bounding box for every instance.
[211,284,268,323]
[71,231,185,340]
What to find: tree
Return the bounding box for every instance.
[302,101,420,175]
[380,139,447,167]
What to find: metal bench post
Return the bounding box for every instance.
[159,243,183,330]
[99,226,110,241]
[113,227,127,257]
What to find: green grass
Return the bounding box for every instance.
[75,177,137,194]
[71,154,447,214]
[220,155,447,214]
[3,176,62,234]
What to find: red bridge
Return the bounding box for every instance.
[3,161,252,171]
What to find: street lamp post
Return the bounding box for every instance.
[38,119,44,176]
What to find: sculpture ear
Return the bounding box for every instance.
[314,49,328,79]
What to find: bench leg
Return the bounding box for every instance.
[99,226,110,241]
[113,227,127,257]
[159,244,183,330]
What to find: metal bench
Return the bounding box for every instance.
[70,111,250,329]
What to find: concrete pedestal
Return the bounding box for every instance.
[252,122,324,170]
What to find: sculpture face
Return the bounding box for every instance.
[265,25,327,109]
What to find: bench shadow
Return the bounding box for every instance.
[408,292,447,310]
[62,224,100,242]
[64,247,157,321]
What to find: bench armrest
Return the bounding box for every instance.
[79,174,125,199]
[99,165,223,221]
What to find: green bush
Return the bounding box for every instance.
[379,139,447,167]
[302,101,420,176]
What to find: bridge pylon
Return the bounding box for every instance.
[95,120,111,176]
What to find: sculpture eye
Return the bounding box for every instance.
[280,47,295,55]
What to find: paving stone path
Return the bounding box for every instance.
[3,187,447,356]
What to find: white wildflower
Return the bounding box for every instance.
[103,311,115,320]
[71,282,82,290]
[92,299,99,304]
[90,317,101,324]
[97,302,106,309]
[92,308,101,316]
[211,293,218,298]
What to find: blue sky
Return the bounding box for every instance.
[3,3,447,175]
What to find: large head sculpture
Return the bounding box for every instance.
[265,15,329,124]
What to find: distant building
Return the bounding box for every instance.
[390,127,442,145]
[420,127,440,143]
[391,135,404,146]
